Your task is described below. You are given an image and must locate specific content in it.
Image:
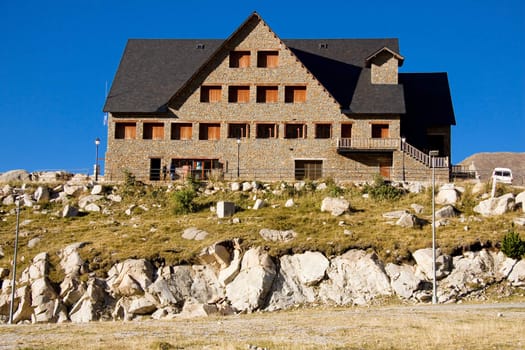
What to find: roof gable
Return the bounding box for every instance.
[365,47,404,67]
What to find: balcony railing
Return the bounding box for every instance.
[338,138,400,150]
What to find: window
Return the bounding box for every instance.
[115,122,136,139]
[341,124,352,138]
[228,86,250,103]
[315,124,331,139]
[295,160,322,180]
[143,123,164,140]
[256,123,278,138]
[229,51,250,68]
[256,86,278,103]
[199,123,220,140]
[228,123,249,138]
[200,86,221,103]
[171,123,192,140]
[285,124,307,139]
[257,51,279,68]
[285,86,307,103]
[372,124,389,138]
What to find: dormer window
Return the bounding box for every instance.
[365,47,404,85]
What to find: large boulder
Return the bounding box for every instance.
[438,250,516,302]
[412,248,452,281]
[474,193,515,216]
[318,250,391,305]
[106,259,155,297]
[31,277,65,323]
[33,186,50,203]
[435,184,460,205]
[58,242,88,277]
[20,252,49,284]
[507,260,525,287]
[0,170,31,183]
[321,197,350,216]
[182,227,209,241]
[266,251,328,311]
[69,278,111,323]
[516,191,525,213]
[385,263,427,299]
[225,247,276,312]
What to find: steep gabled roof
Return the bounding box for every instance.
[284,39,405,112]
[365,47,404,67]
[103,39,222,112]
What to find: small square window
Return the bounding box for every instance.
[115,122,136,139]
[315,124,331,139]
[228,86,250,103]
[228,123,249,138]
[143,123,164,140]
[256,123,278,138]
[257,51,279,68]
[200,86,221,103]
[285,124,307,139]
[229,51,250,68]
[256,86,278,103]
[171,123,192,140]
[285,86,307,103]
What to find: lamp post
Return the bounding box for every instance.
[8,190,22,324]
[429,150,439,304]
[401,137,406,182]
[95,137,100,182]
[236,138,241,178]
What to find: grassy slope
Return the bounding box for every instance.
[0,178,523,284]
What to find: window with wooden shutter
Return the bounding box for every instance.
[171,123,192,140]
[372,124,389,139]
[199,123,221,140]
[115,122,136,139]
[143,123,164,140]
[285,86,307,103]
[256,86,278,103]
[228,86,250,103]
[229,51,250,68]
[200,86,221,103]
[257,51,279,68]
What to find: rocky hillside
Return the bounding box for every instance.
[459,152,525,184]
[0,169,524,324]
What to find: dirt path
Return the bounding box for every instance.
[1,302,525,349]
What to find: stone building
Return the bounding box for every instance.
[103,12,455,182]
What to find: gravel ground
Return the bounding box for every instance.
[1,302,525,349]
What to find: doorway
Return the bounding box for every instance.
[149,158,161,181]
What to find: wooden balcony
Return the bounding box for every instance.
[337,138,400,151]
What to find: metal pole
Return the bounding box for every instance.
[8,197,21,324]
[237,138,240,178]
[401,137,406,182]
[430,150,438,304]
[95,138,100,182]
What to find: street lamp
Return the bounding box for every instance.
[8,190,23,324]
[429,149,439,304]
[401,137,406,182]
[236,138,241,178]
[95,137,100,182]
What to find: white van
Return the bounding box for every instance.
[492,167,513,184]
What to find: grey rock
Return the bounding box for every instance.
[412,248,452,281]
[259,228,297,242]
[62,205,79,218]
[33,186,50,203]
[0,170,31,183]
[321,197,350,216]
[383,210,409,219]
[182,227,209,240]
[474,193,515,216]
[216,201,235,218]
[318,250,391,306]
[435,205,458,219]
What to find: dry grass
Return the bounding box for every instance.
[1,303,524,349]
[0,179,523,282]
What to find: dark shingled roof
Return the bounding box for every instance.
[104,39,223,112]
[103,37,408,114]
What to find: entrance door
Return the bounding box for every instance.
[295,160,322,180]
[379,158,391,179]
[150,158,161,181]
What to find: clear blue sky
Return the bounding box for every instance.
[1,0,524,173]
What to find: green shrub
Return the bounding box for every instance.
[363,175,405,201]
[501,228,525,260]
[172,182,198,214]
